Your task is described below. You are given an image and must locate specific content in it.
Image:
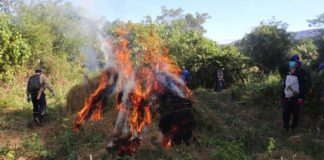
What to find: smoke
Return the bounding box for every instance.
[82,47,100,74]
[72,2,194,153]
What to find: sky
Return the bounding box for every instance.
[69,0,324,44]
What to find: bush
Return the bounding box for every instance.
[55,127,79,155]
[231,72,282,106]
[210,140,249,160]
[22,133,54,158]
[239,21,291,73]
[0,14,31,81]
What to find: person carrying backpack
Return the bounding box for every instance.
[281,61,304,132]
[26,68,55,124]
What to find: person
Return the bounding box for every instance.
[289,55,312,96]
[281,61,304,132]
[289,55,311,124]
[215,69,225,92]
[318,63,324,118]
[181,66,190,85]
[26,68,55,125]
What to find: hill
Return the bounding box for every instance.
[227,28,324,45]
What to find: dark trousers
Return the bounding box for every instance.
[31,92,47,121]
[282,98,300,130]
[215,80,224,92]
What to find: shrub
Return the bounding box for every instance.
[22,133,53,158]
[231,72,282,106]
[210,140,249,160]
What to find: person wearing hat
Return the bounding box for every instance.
[289,55,312,125]
[289,54,312,96]
[26,68,55,125]
[281,61,303,131]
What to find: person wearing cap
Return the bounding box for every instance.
[289,54,312,97]
[281,61,303,131]
[26,68,55,124]
[289,54,311,125]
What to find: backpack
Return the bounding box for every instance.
[284,74,299,98]
[27,74,41,93]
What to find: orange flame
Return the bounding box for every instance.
[74,26,193,154]
[73,72,109,131]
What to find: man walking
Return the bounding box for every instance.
[26,68,55,124]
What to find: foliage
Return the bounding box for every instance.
[0,0,16,14]
[22,133,53,158]
[0,13,31,80]
[210,140,249,160]
[308,13,324,28]
[55,127,79,155]
[306,71,324,117]
[314,37,324,63]
[267,137,276,156]
[240,21,291,73]
[231,72,282,105]
[290,38,318,67]
[0,144,12,158]
[155,6,210,33]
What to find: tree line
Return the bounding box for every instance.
[0,0,323,89]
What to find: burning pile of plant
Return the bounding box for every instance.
[73,27,195,156]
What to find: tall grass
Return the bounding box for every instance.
[231,72,282,106]
[0,55,84,110]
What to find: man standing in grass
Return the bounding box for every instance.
[289,55,311,126]
[281,61,303,132]
[26,68,55,125]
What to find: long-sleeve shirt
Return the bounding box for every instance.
[26,73,54,98]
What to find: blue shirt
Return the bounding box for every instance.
[181,69,190,81]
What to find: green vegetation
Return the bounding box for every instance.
[240,20,291,73]
[0,0,323,160]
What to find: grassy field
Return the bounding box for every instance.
[0,88,323,160]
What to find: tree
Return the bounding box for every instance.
[240,21,291,72]
[290,39,318,66]
[308,13,324,63]
[0,0,16,14]
[155,6,210,33]
[0,14,31,80]
[308,13,324,27]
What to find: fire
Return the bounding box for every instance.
[73,72,110,130]
[73,26,195,156]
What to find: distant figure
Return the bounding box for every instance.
[181,66,190,85]
[26,68,55,125]
[215,69,225,92]
[318,63,324,118]
[281,61,303,131]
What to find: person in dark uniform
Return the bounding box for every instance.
[26,68,55,124]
